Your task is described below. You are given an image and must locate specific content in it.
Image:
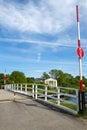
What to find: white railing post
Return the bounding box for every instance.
[9,84,11,90]
[57,87,60,105]
[11,84,12,90]
[10,84,12,90]
[35,84,37,99]
[7,84,9,90]
[10,84,12,91]
[12,84,13,90]
[76,89,79,112]
[13,84,15,90]
[11,84,13,91]
[32,84,34,98]
[21,84,22,91]
[17,84,18,91]
[25,84,27,93]
[45,86,47,101]
[12,84,14,91]
[14,84,16,90]
[5,84,7,90]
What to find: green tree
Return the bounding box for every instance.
[49,69,61,79]
[27,77,35,83]
[0,73,13,88]
[49,69,75,87]
[6,74,13,84]
[49,69,64,86]
[41,72,50,79]
[75,76,80,80]
[62,73,74,87]
[0,73,4,88]
[10,71,27,83]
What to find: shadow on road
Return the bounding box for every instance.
[13,99,52,111]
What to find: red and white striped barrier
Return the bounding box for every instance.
[76,5,84,92]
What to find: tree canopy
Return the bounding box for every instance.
[41,72,50,79]
[42,69,87,89]
[27,77,35,83]
[10,71,27,83]
[0,69,87,90]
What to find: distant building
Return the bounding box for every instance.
[44,78,57,87]
[35,78,44,83]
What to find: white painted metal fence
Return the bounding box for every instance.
[5,84,79,115]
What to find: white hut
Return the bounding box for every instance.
[44,78,57,87]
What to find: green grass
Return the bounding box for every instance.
[48,99,77,110]
[48,99,57,104]
[38,90,44,94]
[60,102,77,110]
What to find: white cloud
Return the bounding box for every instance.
[80,1,87,22]
[0,1,87,51]
[0,0,77,34]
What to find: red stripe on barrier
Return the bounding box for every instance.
[78,39,81,47]
[80,80,83,92]
[76,5,79,22]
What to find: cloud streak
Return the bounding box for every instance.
[0,37,77,47]
[0,37,87,48]
[0,0,77,34]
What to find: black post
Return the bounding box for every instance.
[79,91,85,114]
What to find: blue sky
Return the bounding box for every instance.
[0,0,87,78]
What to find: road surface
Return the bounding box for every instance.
[0,90,86,130]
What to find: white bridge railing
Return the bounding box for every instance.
[5,84,79,115]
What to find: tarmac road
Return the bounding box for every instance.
[0,90,86,130]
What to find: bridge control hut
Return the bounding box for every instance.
[44,78,57,87]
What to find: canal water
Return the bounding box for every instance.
[69,97,77,103]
